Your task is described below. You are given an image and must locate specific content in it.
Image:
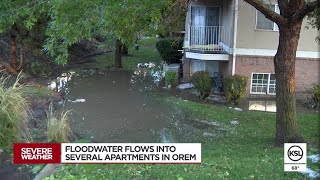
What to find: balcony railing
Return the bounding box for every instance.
[188,26,230,52]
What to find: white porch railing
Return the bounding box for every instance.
[188,26,230,52]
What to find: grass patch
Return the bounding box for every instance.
[94,38,162,71]
[22,85,56,98]
[51,95,319,179]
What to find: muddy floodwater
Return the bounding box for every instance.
[50,69,223,143]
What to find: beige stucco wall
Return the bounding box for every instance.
[221,0,234,47]
[237,1,319,52]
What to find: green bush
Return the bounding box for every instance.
[29,61,53,78]
[307,83,320,108]
[190,71,213,100]
[165,71,177,87]
[224,74,248,105]
[0,75,31,149]
[156,38,183,64]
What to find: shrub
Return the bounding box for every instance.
[306,83,320,109]
[224,74,248,105]
[46,104,71,143]
[190,71,213,100]
[29,61,53,78]
[156,38,183,64]
[311,84,320,103]
[165,71,177,87]
[0,75,31,149]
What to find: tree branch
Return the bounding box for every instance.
[293,0,320,21]
[244,0,287,26]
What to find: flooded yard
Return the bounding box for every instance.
[49,69,225,143]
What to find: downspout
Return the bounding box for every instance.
[232,0,239,75]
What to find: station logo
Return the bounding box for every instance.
[284,143,307,172]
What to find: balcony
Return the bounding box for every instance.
[186,26,230,53]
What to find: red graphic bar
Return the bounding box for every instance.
[14,143,61,164]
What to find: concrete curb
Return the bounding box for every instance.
[33,164,63,180]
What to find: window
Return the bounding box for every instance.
[256,4,279,31]
[190,60,219,77]
[191,60,205,75]
[191,6,220,26]
[251,73,276,95]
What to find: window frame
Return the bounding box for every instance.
[250,73,276,95]
[255,4,279,31]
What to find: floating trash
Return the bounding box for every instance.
[176,83,194,90]
[68,99,86,103]
[308,154,320,163]
[137,62,156,68]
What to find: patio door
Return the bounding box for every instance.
[206,7,220,45]
[191,6,220,46]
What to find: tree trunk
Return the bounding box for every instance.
[16,44,24,70]
[115,39,122,68]
[274,21,304,146]
[9,33,17,69]
[122,45,128,55]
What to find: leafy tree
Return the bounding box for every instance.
[308,7,320,41]
[158,0,189,37]
[44,0,171,67]
[244,0,320,145]
[0,0,49,73]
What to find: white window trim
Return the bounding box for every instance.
[267,74,276,95]
[255,4,279,32]
[250,73,276,95]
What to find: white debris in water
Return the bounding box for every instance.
[300,168,320,179]
[228,107,243,111]
[68,99,86,103]
[230,120,239,125]
[234,107,242,111]
[151,70,165,84]
[48,71,76,92]
[176,83,194,90]
[308,154,320,163]
[137,62,156,68]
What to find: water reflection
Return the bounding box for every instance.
[248,101,276,112]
